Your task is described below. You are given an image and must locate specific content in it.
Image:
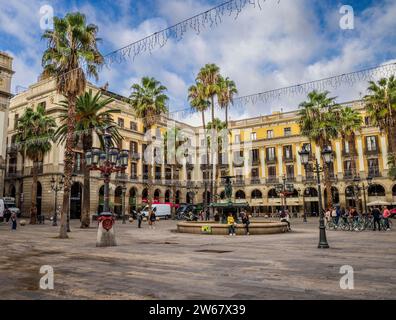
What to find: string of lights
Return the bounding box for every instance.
[167,62,396,119]
[103,0,265,65]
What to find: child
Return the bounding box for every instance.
[227,213,236,236]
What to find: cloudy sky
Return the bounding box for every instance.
[1,0,395,126]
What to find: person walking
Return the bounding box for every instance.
[335,206,341,225]
[137,210,143,228]
[10,212,17,231]
[382,206,391,231]
[371,206,382,231]
[148,208,157,230]
[227,212,236,236]
[205,209,210,221]
[241,211,250,235]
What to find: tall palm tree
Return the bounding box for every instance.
[207,118,227,202]
[197,64,221,208]
[55,90,121,228]
[364,76,396,179]
[217,76,238,129]
[298,90,340,209]
[337,106,363,177]
[42,12,104,238]
[188,82,210,210]
[129,77,169,211]
[15,105,56,224]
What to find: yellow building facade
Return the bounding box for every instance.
[4,78,396,218]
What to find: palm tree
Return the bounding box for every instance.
[15,105,56,224]
[207,118,227,202]
[55,90,121,228]
[337,106,363,176]
[188,82,210,210]
[42,12,104,238]
[364,76,396,179]
[298,90,340,209]
[197,64,221,208]
[129,77,169,211]
[217,76,238,129]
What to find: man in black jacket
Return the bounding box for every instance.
[371,206,382,231]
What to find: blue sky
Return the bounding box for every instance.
[1,0,395,125]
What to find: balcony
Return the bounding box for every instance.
[368,168,381,178]
[130,174,138,181]
[233,158,244,167]
[285,176,295,182]
[343,170,355,180]
[200,163,211,170]
[186,163,195,170]
[365,148,379,157]
[5,170,23,179]
[284,156,295,163]
[303,175,315,183]
[266,156,277,164]
[266,176,278,184]
[130,152,141,161]
[234,179,245,187]
[250,177,261,185]
[250,158,260,166]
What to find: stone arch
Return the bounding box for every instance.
[154,189,161,201]
[165,189,171,203]
[268,188,279,198]
[235,190,246,199]
[304,187,318,197]
[251,189,262,199]
[368,184,386,197]
[392,184,396,196]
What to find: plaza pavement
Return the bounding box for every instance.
[0,217,395,300]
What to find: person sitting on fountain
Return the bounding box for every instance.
[227,212,236,236]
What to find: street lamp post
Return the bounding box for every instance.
[353,175,371,215]
[50,175,64,226]
[86,126,129,247]
[299,146,333,249]
[121,183,127,224]
[276,175,293,214]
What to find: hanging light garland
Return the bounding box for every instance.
[103,0,267,65]
[168,62,396,119]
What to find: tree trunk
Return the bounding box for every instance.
[59,95,77,239]
[202,111,209,211]
[210,96,216,210]
[80,135,92,228]
[30,161,38,224]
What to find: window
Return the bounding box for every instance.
[267,130,273,139]
[344,141,350,154]
[251,149,259,163]
[266,147,276,160]
[130,163,137,178]
[286,165,294,178]
[284,127,291,136]
[118,118,124,128]
[130,141,138,153]
[302,143,311,153]
[187,170,192,181]
[14,114,19,130]
[38,101,46,110]
[74,153,82,173]
[344,161,353,176]
[283,145,293,160]
[364,116,370,126]
[251,132,257,141]
[130,121,137,131]
[234,134,240,143]
[366,136,377,151]
[368,159,379,176]
[251,168,259,178]
[268,166,276,178]
[155,166,161,180]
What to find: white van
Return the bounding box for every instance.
[141,204,171,219]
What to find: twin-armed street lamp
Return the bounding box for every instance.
[50,175,64,226]
[275,175,294,213]
[85,126,129,247]
[298,145,334,249]
[352,175,372,215]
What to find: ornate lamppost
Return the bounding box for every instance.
[275,175,294,213]
[50,175,64,226]
[353,175,371,215]
[85,126,129,247]
[299,146,333,249]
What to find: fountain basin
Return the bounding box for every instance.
[177,220,288,235]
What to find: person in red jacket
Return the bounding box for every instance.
[382,206,391,231]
